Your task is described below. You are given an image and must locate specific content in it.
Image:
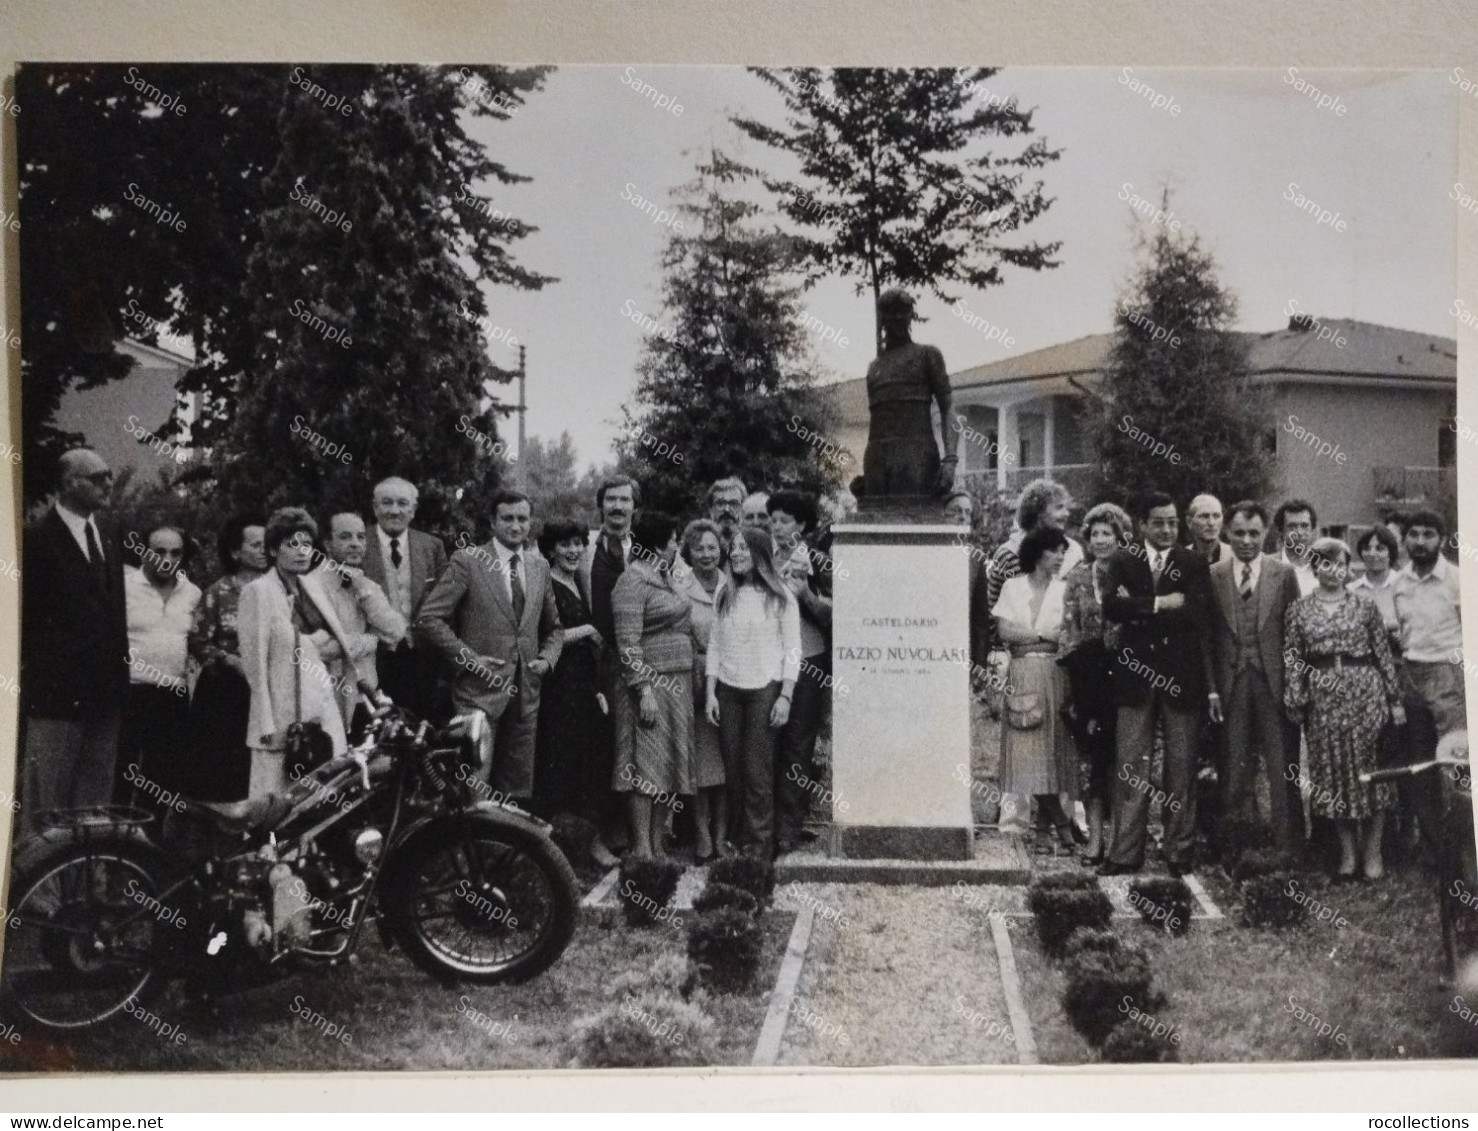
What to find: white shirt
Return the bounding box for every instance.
[710,586,802,690]
[124,566,201,690]
[991,573,1067,638]
[1233,554,1263,594]
[1144,542,1170,578]
[57,502,104,564]
[1278,549,1317,597]
[377,525,414,619]
[492,539,525,606]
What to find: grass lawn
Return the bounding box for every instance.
[0,897,796,1075]
[1012,858,1478,1063]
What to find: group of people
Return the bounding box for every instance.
[17,447,1465,881]
[17,449,844,867]
[968,478,1462,881]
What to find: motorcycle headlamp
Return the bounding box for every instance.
[446,711,493,773]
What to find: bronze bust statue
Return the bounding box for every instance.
[861,289,956,505]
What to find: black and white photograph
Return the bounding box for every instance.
[0,57,1474,1080]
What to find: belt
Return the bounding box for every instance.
[1307,653,1374,671]
[1010,644,1058,657]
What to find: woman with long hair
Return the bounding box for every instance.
[992,525,1080,855]
[185,513,267,802]
[706,526,800,858]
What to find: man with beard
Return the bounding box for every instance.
[707,477,747,541]
[1393,509,1464,860]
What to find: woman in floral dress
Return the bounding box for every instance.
[1284,537,1406,881]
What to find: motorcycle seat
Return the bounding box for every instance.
[185,795,293,833]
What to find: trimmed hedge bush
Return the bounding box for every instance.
[1062,927,1121,961]
[1126,877,1193,937]
[693,882,760,918]
[707,855,775,907]
[608,952,697,1002]
[1062,946,1154,1047]
[1240,871,1308,928]
[687,907,764,993]
[1101,1018,1181,1063]
[1028,885,1113,959]
[618,858,684,927]
[567,992,718,1067]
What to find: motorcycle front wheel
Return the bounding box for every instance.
[380,813,578,984]
[0,827,171,1031]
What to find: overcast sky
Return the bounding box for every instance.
[471,66,1455,473]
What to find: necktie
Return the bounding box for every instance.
[606,533,624,562]
[389,536,403,570]
[509,552,526,621]
[85,520,107,584]
[1151,550,1164,583]
[1240,564,1254,601]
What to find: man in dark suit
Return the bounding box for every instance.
[362,476,447,715]
[1100,491,1213,877]
[417,489,562,801]
[1205,501,1304,855]
[19,448,129,836]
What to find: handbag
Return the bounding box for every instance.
[1006,690,1045,730]
[283,625,332,780]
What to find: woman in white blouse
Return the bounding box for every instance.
[991,525,1080,854]
[706,526,801,859]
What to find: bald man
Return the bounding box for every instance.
[362,476,448,714]
[1186,494,1226,564]
[19,449,129,834]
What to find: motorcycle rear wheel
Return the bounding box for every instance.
[0,828,171,1032]
[380,814,578,984]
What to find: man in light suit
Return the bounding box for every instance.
[1099,492,1214,877]
[1205,500,1305,855]
[417,489,562,801]
[362,476,447,714]
[317,510,408,733]
[19,448,129,836]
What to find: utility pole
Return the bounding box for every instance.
[516,343,528,488]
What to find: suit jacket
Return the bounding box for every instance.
[1205,554,1301,706]
[581,530,629,649]
[237,569,352,757]
[1100,543,1212,710]
[415,542,563,721]
[22,507,129,718]
[362,526,447,621]
[313,562,408,726]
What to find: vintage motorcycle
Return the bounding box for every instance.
[0,695,579,1033]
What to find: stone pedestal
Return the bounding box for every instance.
[828,521,974,860]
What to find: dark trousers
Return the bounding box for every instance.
[1107,693,1200,868]
[483,699,538,802]
[378,640,441,718]
[774,651,831,844]
[717,680,781,853]
[1222,667,1304,853]
[116,682,193,818]
[1401,659,1467,860]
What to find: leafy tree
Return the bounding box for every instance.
[732,67,1062,355]
[1083,206,1273,513]
[15,64,552,516]
[617,150,840,517]
[516,432,587,524]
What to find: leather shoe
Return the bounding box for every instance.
[1097,861,1142,877]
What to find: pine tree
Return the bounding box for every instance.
[1085,208,1273,512]
[732,67,1062,355]
[617,150,841,516]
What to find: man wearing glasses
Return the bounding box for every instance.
[19,449,129,835]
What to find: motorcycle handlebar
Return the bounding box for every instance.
[1362,757,1470,784]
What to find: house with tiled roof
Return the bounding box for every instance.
[824,316,1457,536]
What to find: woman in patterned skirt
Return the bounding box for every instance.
[1285,537,1406,881]
[612,511,695,860]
